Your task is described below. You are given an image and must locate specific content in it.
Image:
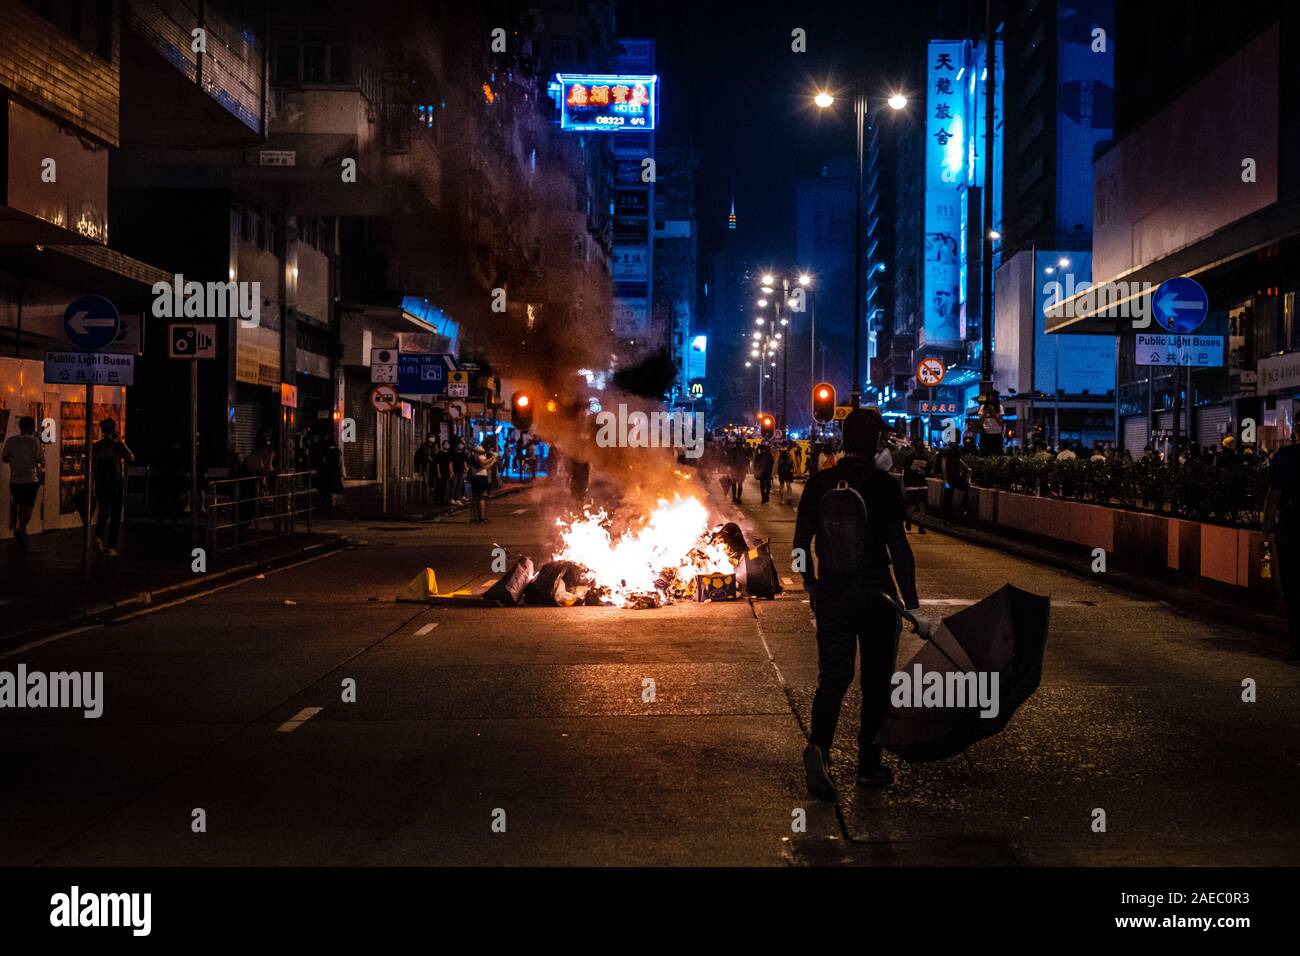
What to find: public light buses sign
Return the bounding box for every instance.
[557,74,658,132]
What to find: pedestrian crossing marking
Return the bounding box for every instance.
[512,508,528,514]
[414,623,439,636]
[276,706,323,733]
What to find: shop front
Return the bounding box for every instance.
[0,357,127,540]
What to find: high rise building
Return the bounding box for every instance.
[993,0,1118,450]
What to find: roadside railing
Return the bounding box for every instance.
[204,470,315,554]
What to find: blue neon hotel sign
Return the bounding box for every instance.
[557,74,658,131]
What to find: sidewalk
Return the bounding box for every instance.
[0,519,346,643]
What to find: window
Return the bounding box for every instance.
[270,28,359,87]
[23,0,112,62]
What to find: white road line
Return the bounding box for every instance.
[276,706,323,733]
[511,508,527,514]
[0,624,103,660]
[781,577,795,587]
[414,623,439,636]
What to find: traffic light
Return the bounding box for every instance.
[758,412,775,440]
[812,383,836,424]
[511,391,533,431]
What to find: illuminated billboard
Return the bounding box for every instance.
[556,74,658,132]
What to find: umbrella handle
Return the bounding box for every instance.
[878,591,923,631]
[878,591,967,671]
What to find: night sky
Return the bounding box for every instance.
[618,0,955,297]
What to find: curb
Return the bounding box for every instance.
[914,515,1290,643]
[0,534,355,651]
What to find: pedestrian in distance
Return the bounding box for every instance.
[793,408,921,798]
[728,441,749,504]
[469,439,498,524]
[414,434,438,501]
[938,436,969,525]
[777,446,796,506]
[450,438,468,504]
[1263,411,1300,664]
[92,418,134,556]
[2,415,44,547]
[433,440,453,505]
[753,442,775,504]
[979,397,1005,456]
[318,433,345,510]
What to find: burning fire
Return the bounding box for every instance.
[554,495,735,607]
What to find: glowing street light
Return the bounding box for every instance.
[887,93,908,110]
[814,91,834,108]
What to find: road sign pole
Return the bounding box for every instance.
[83,381,94,583]
[191,359,200,549]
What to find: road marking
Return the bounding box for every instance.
[0,545,351,660]
[512,508,527,514]
[276,707,323,733]
[782,577,795,587]
[0,624,103,660]
[414,623,439,636]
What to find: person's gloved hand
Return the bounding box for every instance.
[907,604,943,641]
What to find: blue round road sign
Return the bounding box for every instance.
[1152,276,1208,333]
[63,295,121,351]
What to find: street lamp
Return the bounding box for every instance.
[814,83,908,408]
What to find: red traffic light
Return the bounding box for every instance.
[511,391,534,430]
[812,382,836,423]
[758,413,775,438]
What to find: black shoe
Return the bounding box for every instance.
[803,743,838,802]
[856,764,894,788]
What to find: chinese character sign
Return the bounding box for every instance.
[557,74,657,132]
[923,40,968,345]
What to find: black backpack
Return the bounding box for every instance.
[815,478,870,582]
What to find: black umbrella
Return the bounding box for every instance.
[877,585,1051,762]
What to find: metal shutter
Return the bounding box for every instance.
[1122,416,1148,453]
[343,377,376,480]
[231,401,261,460]
[1197,404,1231,446]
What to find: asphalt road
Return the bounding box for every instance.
[3,474,1298,866]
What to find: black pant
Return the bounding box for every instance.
[94,485,123,548]
[943,480,968,520]
[810,583,900,767]
[758,477,772,503]
[1277,540,1300,655]
[730,477,743,503]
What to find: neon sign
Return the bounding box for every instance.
[556,74,658,132]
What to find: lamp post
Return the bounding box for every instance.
[814,86,907,409]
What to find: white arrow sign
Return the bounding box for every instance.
[66,312,118,335]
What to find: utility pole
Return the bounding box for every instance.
[979,0,997,406]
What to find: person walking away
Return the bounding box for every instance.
[793,409,920,798]
[979,398,1005,456]
[938,437,969,525]
[469,439,498,524]
[92,418,134,556]
[753,442,775,504]
[729,441,749,504]
[2,415,43,547]
[777,446,796,506]
[1263,414,1300,664]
